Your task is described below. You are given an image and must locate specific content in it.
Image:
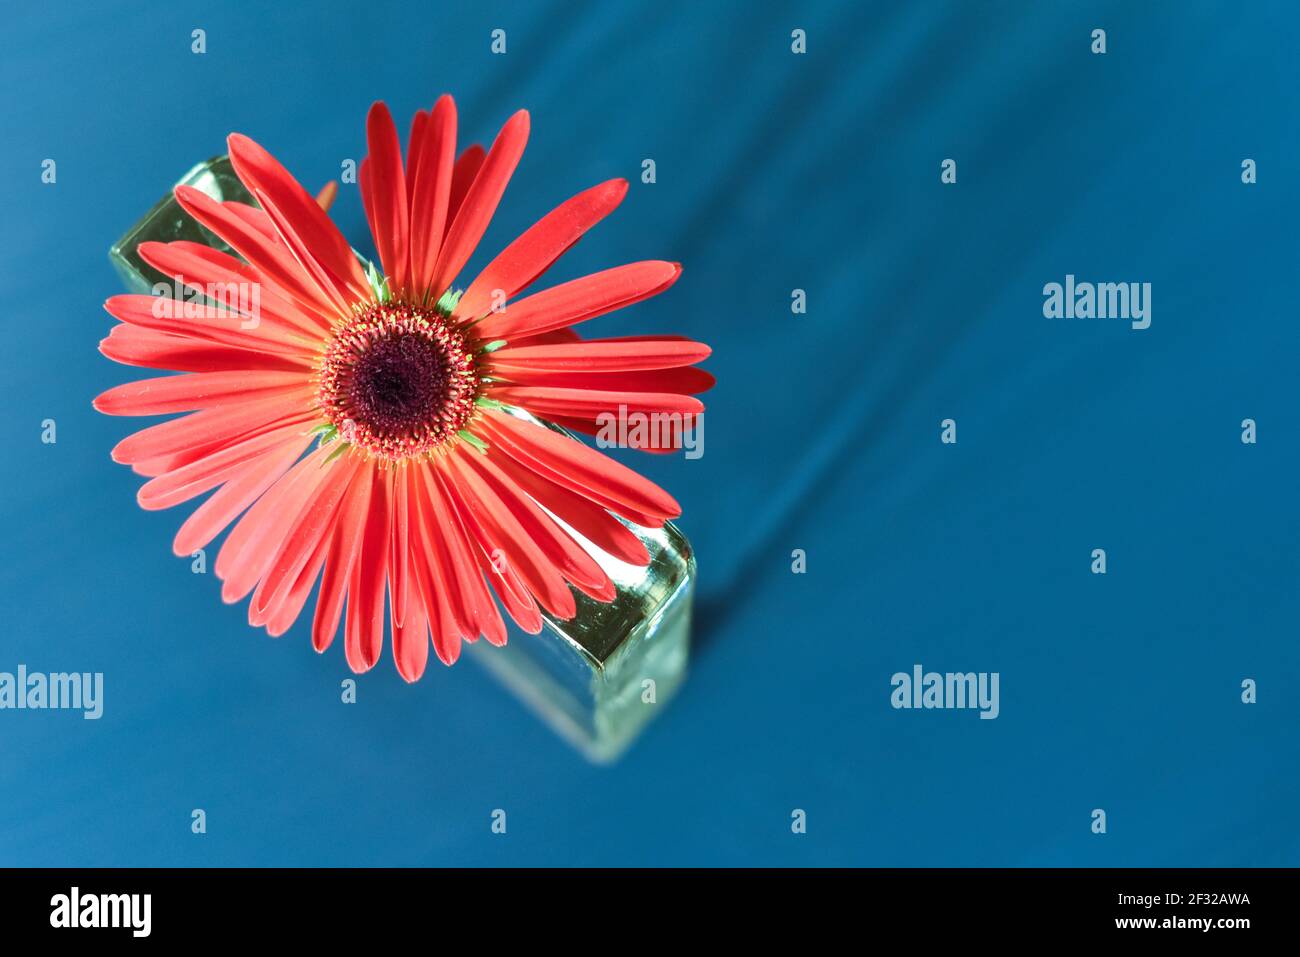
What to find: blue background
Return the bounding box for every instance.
[1,0,1297,866]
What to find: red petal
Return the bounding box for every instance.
[541,411,700,454]
[434,465,542,634]
[390,582,429,682]
[406,473,465,663]
[407,95,458,296]
[445,145,486,237]
[479,410,680,522]
[174,185,342,324]
[216,445,337,603]
[389,476,433,677]
[486,450,650,565]
[172,437,311,556]
[405,110,429,187]
[135,241,323,337]
[312,464,375,652]
[473,261,681,340]
[344,465,390,672]
[489,336,710,372]
[389,464,411,628]
[134,449,205,478]
[251,456,361,625]
[99,325,310,374]
[264,507,337,638]
[137,421,313,511]
[456,178,627,321]
[251,187,356,316]
[220,201,281,244]
[109,393,313,464]
[428,111,529,298]
[228,132,368,300]
[363,102,411,295]
[104,285,315,355]
[358,156,377,266]
[512,326,584,345]
[409,546,462,664]
[491,366,715,395]
[487,384,703,419]
[416,463,506,647]
[94,370,310,416]
[460,450,611,595]
[315,181,339,212]
[443,450,576,619]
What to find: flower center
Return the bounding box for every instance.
[318,301,477,461]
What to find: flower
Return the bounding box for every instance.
[94,95,712,681]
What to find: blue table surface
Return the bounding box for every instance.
[1,0,1296,866]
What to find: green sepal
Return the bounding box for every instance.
[458,430,489,453]
[322,441,351,465]
[365,259,391,303]
[435,287,463,316]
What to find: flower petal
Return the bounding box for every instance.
[428,111,529,298]
[137,420,314,511]
[344,467,390,672]
[489,336,710,373]
[486,384,702,419]
[485,449,650,565]
[251,455,362,625]
[99,325,309,374]
[455,178,627,321]
[104,284,316,355]
[251,187,356,316]
[540,411,701,454]
[490,366,715,395]
[389,464,411,628]
[407,95,458,297]
[434,465,542,635]
[109,393,314,464]
[172,435,311,556]
[264,507,338,638]
[136,241,323,338]
[479,409,680,522]
[312,463,374,652]
[443,450,576,619]
[473,261,680,340]
[219,201,281,244]
[174,185,341,324]
[460,450,611,595]
[315,181,338,212]
[93,370,310,416]
[228,132,368,300]
[390,582,429,681]
[415,463,506,647]
[445,145,486,234]
[362,102,411,295]
[216,445,338,603]
[406,474,466,662]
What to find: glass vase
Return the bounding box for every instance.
[108,156,695,762]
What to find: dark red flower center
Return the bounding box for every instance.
[318,301,477,461]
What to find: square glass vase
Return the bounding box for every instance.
[109,155,695,762]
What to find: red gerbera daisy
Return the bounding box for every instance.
[94,95,711,681]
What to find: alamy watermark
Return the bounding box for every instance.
[151,274,262,329]
[50,887,150,937]
[890,664,999,719]
[0,665,103,719]
[1043,274,1151,330]
[594,405,704,459]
